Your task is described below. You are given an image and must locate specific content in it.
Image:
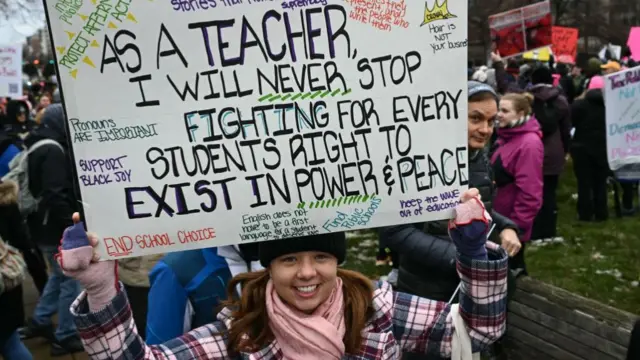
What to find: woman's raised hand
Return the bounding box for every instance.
[448,188,493,260]
[56,213,119,311]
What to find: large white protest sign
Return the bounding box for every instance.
[605,65,640,177]
[0,45,23,98]
[44,0,469,260]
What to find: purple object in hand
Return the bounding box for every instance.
[450,221,489,260]
[449,197,491,260]
[61,222,90,250]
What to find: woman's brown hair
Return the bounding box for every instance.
[220,268,375,356]
[501,92,535,115]
[34,108,46,125]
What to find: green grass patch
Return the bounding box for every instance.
[343,160,640,315]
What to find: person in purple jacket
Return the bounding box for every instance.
[491,92,544,275]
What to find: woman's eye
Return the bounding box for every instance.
[315,254,330,261]
[281,256,297,263]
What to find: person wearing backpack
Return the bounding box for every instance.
[0,179,32,360]
[1,132,50,296]
[145,247,232,345]
[528,66,571,241]
[117,254,165,341]
[17,104,84,356]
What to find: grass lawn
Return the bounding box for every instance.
[343,160,640,315]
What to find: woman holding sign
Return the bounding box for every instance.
[56,189,507,360]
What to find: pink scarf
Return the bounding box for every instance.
[265,278,346,360]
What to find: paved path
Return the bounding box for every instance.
[19,275,89,360]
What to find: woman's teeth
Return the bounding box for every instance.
[296,285,317,293]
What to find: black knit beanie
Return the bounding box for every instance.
[259,232,346,267]
[531,65,553,85]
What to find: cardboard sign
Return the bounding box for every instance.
[489,1,552,58]
[44,0,470,260]
[604,65,640,172]
[523,47,551,62]
[0,45,22,98]
[552,26,578,64]
[599,44,622,61]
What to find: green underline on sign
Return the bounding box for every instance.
[297,194,377,210]
[256,89,353,103]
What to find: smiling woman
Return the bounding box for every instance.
[58,189,509,360]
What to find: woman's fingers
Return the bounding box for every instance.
[460,188,480,202]
[504,241,521,257]
[87,232,100,263]
[86,233,102,262]
[88,232,99,247]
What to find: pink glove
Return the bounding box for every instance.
[56,215,119,312]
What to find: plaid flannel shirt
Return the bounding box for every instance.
[71,246,508,360]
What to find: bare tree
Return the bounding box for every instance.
[0,0,40,21]
[468,0,511,60]
[468,0,634,59]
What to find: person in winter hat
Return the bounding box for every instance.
[382,81,519,299]
[518,63,533,89]
[381,82,520,360]
[57,189,508,360]
[472,66,498,90]
[18,104,83,356]
[528,65,571,241]
[2,100,35,142]
[576,57,603,95]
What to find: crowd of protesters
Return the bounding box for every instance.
[375,47,640,359]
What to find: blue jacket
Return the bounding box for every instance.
[146,247,231,345]
[0,143,20,177]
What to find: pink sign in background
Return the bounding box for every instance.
[628,27,640,61]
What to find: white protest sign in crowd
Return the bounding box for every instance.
[44,0,469,260]
[0,45,23,98]
[605,65,640,178]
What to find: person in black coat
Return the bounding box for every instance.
[570,76,609,221]
[0,179,33,359]
[23,104,77,249]
[381,82,520,360]
[19,104,83,356]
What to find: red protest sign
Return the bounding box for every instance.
[552,26,579,64]
[489,1,552,58]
